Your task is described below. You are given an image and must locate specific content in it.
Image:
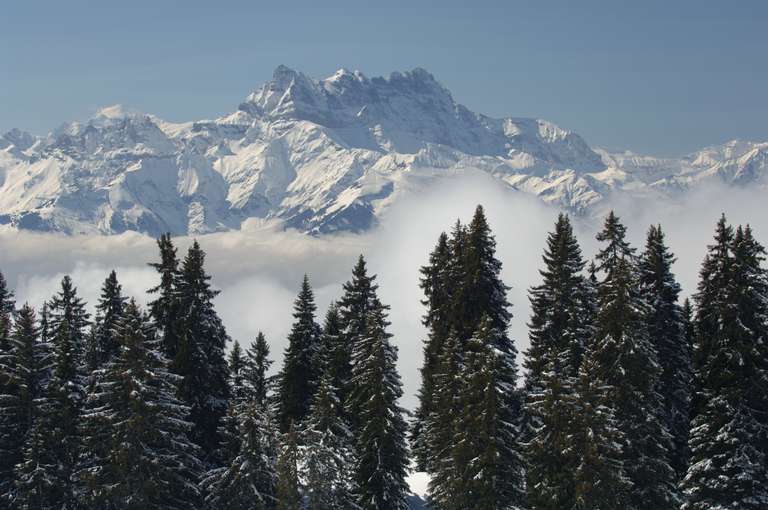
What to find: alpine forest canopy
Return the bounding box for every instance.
[0,205,767,509]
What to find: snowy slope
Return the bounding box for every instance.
[1,67,766,236]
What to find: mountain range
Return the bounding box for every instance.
[1,66,766,236]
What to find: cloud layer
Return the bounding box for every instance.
[1,172,766,413]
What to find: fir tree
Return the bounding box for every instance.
[302,373,359,510]
[203,401,279,510]
[244,331,273,408]
[77,301,202,509]
[349,302,410,510]
[174,240,231,461]
[0,304,42,502]
[523,214,594,510]
[217,341,248,467]
[638,224,691,478]
[452,316,525,510]
[0,271,14,354]
[321,303,352,411]
[590,211,678,509]
[90,270,127,367]
[570,352,630,510]
[412,232,453,471]
[147,233,182,360]
[277,275,322,432]
[276,423,302,510]
[681,222,768,509]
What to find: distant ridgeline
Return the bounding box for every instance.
[0,66,767,237]
[0,204,767,508]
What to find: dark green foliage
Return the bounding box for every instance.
[350,302,410,510]
[277,275,323,432]
[276,423,302,510]
[0,271,14,354]
[203,401,278,510]
[244,331,273,408]
[90,270,127,368]
[590,211,679,509]
[147,233,182,360]
[320,303,352,411]
[174,240,231,461]
[570,352,631,510]
[638,224,691,478]
[681,221,768,509]
[0,304,45,502]
[77,301,202,509]
[302,373,359,510]
[452,316,525,510]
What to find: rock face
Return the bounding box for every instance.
[1,67,766,236]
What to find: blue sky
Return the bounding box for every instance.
[2,0,766,156]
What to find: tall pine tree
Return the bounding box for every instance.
[638,224,691,478]
[681,221,768,508]
[77,301,202,509]
[590,211,678,509]
[90,270,127,368]
[174,240,231,461]
[349,301,410,510]
[148,233,182,361]
[277,275,322,432]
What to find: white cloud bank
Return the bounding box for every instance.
[1,172,766,416]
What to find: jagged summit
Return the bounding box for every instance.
[0,66,766,236]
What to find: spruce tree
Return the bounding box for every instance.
[590,211,678,509]
[0,304,42,502]
[76,301,202,509]
[91,270,127,367]
[412,232,453,470]
[174,240,231,461]
[148,233,182,360]
[302,373,359,510]
[681,222,768,508]
[203,401,279,510]
[244,331,273,408]
[320,303,352,411]
[638,224,691,478]
[349,302,410,510]
[276,423,302,510]
[217,341,248,466]
[277,275,322,432]
[570,352,630,509]
[523,214,592,510]
[0,271,14,354]
[452,316,525,510]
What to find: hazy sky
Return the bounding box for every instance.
[2,0,766,156]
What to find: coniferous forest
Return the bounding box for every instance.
[1,205,767,510]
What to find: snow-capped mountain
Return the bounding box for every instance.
[1,66,766,236]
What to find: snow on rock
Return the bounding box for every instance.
[1,67,766,236]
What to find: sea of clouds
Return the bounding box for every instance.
[1,171,766,415]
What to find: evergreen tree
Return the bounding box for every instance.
[320,303,352,411]
[424,333,464,508]
[0,271,14,354]
[451,316,525,510]
[77,301,202,509]
[276,423,302,510]
[349,302,410,510]
[682,298,695,352]
[681,222,768,509]
[228,340,246,403]
[570,352,630,510]
[203,401,279,510]
[590,211,678,509]
[302,373,359,510]
[48,275,90,351]
[0,304,43,502]
[90,270,127,368]
[412,232,453,470]
[147,233,182,360]
[244,331,273,408]
[277,275,323,432]
[174,240,231,461]
[217,341,248,466]
[523,214,595,510]
[25,316,87,508]
[638,224,691,478]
